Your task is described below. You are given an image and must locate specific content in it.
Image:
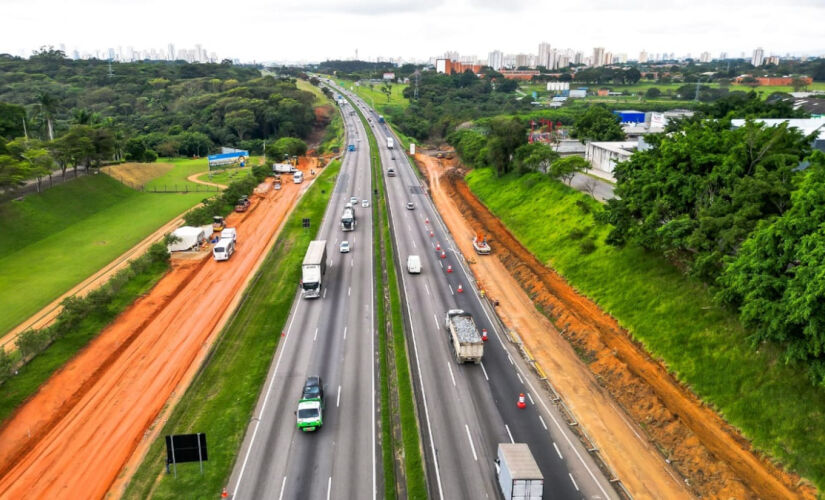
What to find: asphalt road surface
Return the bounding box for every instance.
[227,100,378,500]
[337,83,618,500]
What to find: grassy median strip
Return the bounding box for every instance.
[123,160,341,499]
[346,89,427,499]
[465,167,825,490]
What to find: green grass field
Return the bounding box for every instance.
[0,175,204,335]
[465,167,825,490]
[341,80,409,111]
[145,157,260,192]
[123,159,342,499]
[196,167,254,186]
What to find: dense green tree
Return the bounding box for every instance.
[716,152,825,386]
[571,105,625,142]
[225,109,256,141]
[35,92,59,141]
[0,154,28,188]
[0,102,26,139]
[447,129,487,168]
[267,137,307,162]
[645,87,661,98]
[603,119,812,281]
[485,117,527,176]
[548,155,589,184]
[513,142,559,174]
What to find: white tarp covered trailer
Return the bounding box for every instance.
[167,226,207,252]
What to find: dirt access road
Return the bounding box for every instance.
[0,159,317,499]
[416,153,814,500]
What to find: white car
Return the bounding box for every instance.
[339,241,351,253]
[350,196,359,205]
[361,199,369,208]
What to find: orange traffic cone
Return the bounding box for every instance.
[222,487,229,498]
[425,218,429,224]
[457,284,463,293]
[481,328,488,341]
[429,231,434,237]
[447,265,453,273]
[435,242,441,251]
[517,393,527,409]
[440,251,446,259]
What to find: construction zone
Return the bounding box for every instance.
[0,157,322,499]
[414,152,815,500]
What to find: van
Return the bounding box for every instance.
[213,238,236,261]
[407,255,421,274]
[387,168,396,177]
[294,171,304,183]
[220,227,237,242]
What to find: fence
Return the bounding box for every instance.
[107,175,222,194]
[0,167,89,204]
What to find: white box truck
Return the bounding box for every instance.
[341,207,356,231]
[387,137,394,149]
[496,443,544,500]
[301,240,327,299]
[444,309,484,364]
[407,255,421,274]
[273,163,296,174]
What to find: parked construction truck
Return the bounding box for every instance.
[341,207,356,231]
[473,232,491,255]
[444,309,484,364]
[495,443,544,500]
[301,240,327,299]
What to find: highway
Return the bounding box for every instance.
[338,82,619,500]
[226,97,378,499]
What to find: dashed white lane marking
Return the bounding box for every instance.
[433,314,439,329]
[448,284,454,296]
[505,424,514,444]
[527,393,535,405]
[447,362,456,386]
[314,327,318,341]
[327,476,332,500]
[480,362,489,381]
[412,239,416,248]
[425,283,430,296]
[348,286,351,297]
[516,372,524,384]
[539,415,548,430]
[323,288,327,299]
[554,442,563,460]
[465,425,478,461]
[337,386,341,407]
[569,473,579,491]
[507,354,514,366]
[343,326,348,339]
[278,476,287,500]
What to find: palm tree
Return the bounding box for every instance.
[36,92,59,141]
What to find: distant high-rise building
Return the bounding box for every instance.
[444,50,460,61]
[766,55,780,66]
[592,47,605,67]
[720,51,727,60]
[752,47,764,66]
[573,51,584,65]
[488,50,503,70]
[615,53,627,64]
[515,53,530,68]
[168,43,175,61]
[538,42,552,69]
[700,51,711,63]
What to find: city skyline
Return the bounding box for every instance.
[3,0,824,64]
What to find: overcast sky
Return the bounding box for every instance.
[2,0,823,63]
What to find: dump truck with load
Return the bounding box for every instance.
[301,240,327,299]
[444,309,484,363]
[495,443,544,499]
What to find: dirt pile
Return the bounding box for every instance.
[0,162,312,498]
[101,162,174,186]
[416,152,815,500]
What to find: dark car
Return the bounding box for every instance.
[302,376,324,401]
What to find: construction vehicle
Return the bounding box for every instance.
[495,443,544,499]
[473,232,491,255]
[296,376,325,432]
[212,215,225,232]
[444,309,484,364]
[301,240,327,299]
[234,195,250,212]
[273,163,296,174]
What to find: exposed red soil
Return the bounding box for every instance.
[416,153,815,500]
[0,158,317,499]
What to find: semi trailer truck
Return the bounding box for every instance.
[301,240,327,299]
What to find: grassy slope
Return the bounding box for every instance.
[341,80,409,111]
[0,258,169,423]
[145,157,260,191]
[123,160,341,499]
[0,175,203,335]
[196,167,252,186]
[465,168,825,490]
[296,78,328,106]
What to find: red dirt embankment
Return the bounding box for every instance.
[0,160,315,499]
[416,153,815,500]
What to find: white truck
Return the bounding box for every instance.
[387,137,394,149]
[341,207,356,231]
[273,163,296,174]
[495,443,544,500]
[444,309,484,364]
[301,240,327,299]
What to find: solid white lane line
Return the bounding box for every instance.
[425,283,430,296]
[327,476,332,500]
[505,424,515,444]
[348,286,351,297]
[447,362,456,386]
[480,362,489,381]
[527,392,535,405]
[233,298,302,495]
[569,473,580,491]
[448,284,454,296]
[337,386,341,407]
[344,326,347,339]
[539,415,548,430]
[465,424,478,461]
[314,327,318,341]
[278,476,287,500]
[554,442,563,460]
[516,372,524,384]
